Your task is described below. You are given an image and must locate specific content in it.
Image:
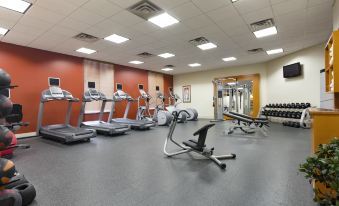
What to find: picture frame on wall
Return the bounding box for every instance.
[182,85,191,103]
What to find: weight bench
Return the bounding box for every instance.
[164,110,236,169]
[223,111,269,136]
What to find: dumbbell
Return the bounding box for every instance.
[296,103,301,109]
[282,103,287,108]
[291,103,296,109]
[306,103,311,108]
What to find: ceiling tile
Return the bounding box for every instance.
[233,0,271,14]
[242,7,274,24]
[24,5,65,24]
[272,0,307,16]
[81,0,122,17]
[107,0,140,9]
[151,0,190,10]
[68,8,106,26]
[207,5,240,22]
[35,0,78,16]
[182,15,214,30]
[308,0,334,7]
[0,7,22,24]
[132,21,161,34]
[58,18,91,32]
[191,0,230,12]
[169,2,202,20]
[110,10,144,27]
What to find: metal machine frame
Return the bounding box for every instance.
[77,82,130,135]
[164,110,236,169]
[108,85,155,130]
[36,78,96,143]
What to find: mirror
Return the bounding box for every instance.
[213,74,260,120]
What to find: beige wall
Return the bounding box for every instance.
[173,64,268,118]
[334,0,339,30]
[266,44,324,107]
[174,44,324,119]
[83,59,114,113]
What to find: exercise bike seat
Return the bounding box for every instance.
[193,124,215,136]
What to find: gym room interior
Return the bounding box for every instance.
[0,0,338,205]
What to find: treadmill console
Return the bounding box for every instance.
[49,86,64,98]
[89,88,100,99]
[48,77,64,98]
[88,82,100,100]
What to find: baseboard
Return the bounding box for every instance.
[16,132,37,139]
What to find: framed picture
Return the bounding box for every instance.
[182,85,191,103]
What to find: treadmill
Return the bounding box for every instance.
[77,82,130,135]
[36,78,96,143]
[108,83,155,130]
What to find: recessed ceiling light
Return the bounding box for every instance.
[231,0,239,2]
[223,57,237,62]
[197,42,217,50]
[0,27,9,35]
[158,53,175,58]
[189,63,201,67]
[129,60,144,65]
[0,0,32,13]
[162,68,173,71]
[148,12,179,28]
[104,34,130,44]
[76,47,96,54]
[253,26,277,38]
[266,48,283,55]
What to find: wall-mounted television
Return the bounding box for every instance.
[283,63,302,78]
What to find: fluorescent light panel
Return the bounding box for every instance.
[231,0,239,2]
[0,27,9,35]
[162,68,173,71]
[158,53,175,58]
[0,0,31,13]
[148,12,179,28]
[253,26,277,38]
[104,34,129,44]
[266,48,283,55]
[189,63,201,67]
[223,57,237,62]
[76,48,96,54]
[197,42,217,50]
[129,60,144,65]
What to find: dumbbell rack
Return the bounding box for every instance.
[262,103,312,129]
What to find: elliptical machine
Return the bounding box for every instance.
[153,87,173,126]
[136,85,154,122]
[0,68,36,206]
[167,88,187,123]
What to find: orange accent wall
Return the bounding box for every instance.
[0,42,84,133]
[113,64,149,119]
[163,74,173,106]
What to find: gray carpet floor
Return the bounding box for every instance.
[12,120,316,206]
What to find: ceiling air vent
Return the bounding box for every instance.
[73,33,99,43]
[247,48,264,54]
[137,52,154,58]
[164,65,174,68]
[128,0,163,20]
[250,18,275,32]
[188,37,209,46]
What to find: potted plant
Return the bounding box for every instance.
[299,137,339,206]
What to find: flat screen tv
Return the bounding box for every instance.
[283,63,302,78]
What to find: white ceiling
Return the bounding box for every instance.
[0,0,334,74]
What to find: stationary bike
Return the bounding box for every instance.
[163,110,236,169]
